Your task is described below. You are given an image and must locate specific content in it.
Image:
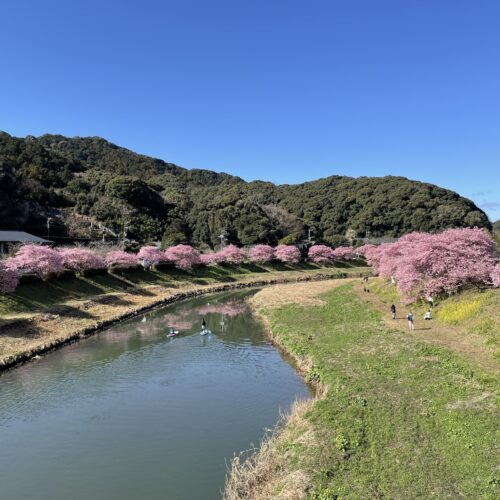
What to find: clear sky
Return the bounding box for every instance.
[1,0,499,221]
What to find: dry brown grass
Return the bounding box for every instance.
[0,271,363,370]
[224,282,342,499]
[249,279,355,311]
[224,398,316,500]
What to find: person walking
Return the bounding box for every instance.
[407,311,414,330]
[390,304,396,319]
[427,296,434,308]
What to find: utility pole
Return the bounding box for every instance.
[219,229,228,250]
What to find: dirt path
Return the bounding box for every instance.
[354,282,500,374]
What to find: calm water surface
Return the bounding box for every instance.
[0,289,309,500]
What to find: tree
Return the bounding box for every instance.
[59,247,106,275]
[274,245,301,263]
[366,228,497,300]
[308,245,334,264]
[214,245,246,264]
[248,245,274,264]
[105,251,139,269]
[164,245,201,270]
[8,245,64,280]
[137,246,165,266]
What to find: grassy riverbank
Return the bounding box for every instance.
[0,263,369,370]
[227,281,500,498]
[365,278,500,371]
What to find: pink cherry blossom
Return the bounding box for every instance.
[105,251,139,269]
[308,245,335,264]
[58,248,106,274]
[214,245,246,264]
[491,264,500,288]
[248,244,274,264]
[164,244,201,270]
[137,246,165,266]
[274,245,301,264]
[8,245,65,280]
[201,253,220,265]
[366,228,497,300]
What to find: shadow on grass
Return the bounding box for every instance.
[48,304,95,319]
[0,318,40,339]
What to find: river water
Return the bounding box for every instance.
[0,289,309,500]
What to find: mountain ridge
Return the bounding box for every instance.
[0,131,491,248]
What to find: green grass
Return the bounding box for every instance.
[260,284,500,498]
[0,262,369,317]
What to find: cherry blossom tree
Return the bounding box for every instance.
[491,264,500,288]
[274,245,301,264]
[214,245,246,264]
[59,248,106,275]
[308,245,335,264]
[248,244,274,264]
[164,245,201,270]
[137,246,165,267]
[8,245,64,280]
[0,261,19,293]
[105,251,139,269]
[366,228,497,300]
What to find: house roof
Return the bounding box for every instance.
[0,231,52,243]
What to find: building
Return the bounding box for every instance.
[0,231,52,255]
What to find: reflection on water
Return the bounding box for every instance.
[0,289,309,500]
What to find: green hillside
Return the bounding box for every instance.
[0,131,491,247]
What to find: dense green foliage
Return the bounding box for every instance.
[0,131,490,246]
[261,284,499,498]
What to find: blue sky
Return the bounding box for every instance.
[1,0,499,220]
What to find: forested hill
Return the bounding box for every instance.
[0,131,491,248]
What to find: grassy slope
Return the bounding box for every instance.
[367,278,500,368]
[0,263,369,365]
[0,262,368,318]
[250,283,499,498]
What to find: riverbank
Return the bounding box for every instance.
[226,281,500,498]
[0,263,369,372]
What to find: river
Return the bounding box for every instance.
[0,289,309,500]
